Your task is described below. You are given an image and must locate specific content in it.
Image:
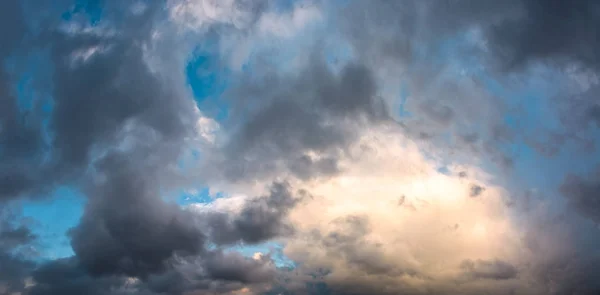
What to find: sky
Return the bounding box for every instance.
[1,0,600,294]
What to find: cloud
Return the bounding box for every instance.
[326,0,600,169]
[0,0,45,202]
[459,259,518,280]
[202,57,388,184]
[486,0,600,71]
[470,184,486,197]
[70,154,206,277]
[278,126,532,294]
[2,0,600,294]
[0,209,37,294]
[560,169,600,223]
[0,1,301,294]
[168,0,266,32]
[198,182,302,245]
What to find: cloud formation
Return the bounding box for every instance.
[1,0,600,294]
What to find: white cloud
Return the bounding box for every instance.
[167,0,259,32]
[257,2,322,38]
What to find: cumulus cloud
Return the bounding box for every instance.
[280,126,531,294]
[2,0,600,294]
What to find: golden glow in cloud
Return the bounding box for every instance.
[202,124,537,294]
[280,125,530,294]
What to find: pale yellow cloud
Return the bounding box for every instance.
[193,124,543,294]
[278,125,535,294]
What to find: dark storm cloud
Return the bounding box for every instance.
[203,182,302,245]
[0,226,35,251]
[30,0,207,283]
[49,12,206,277]
[560,170,600,223]
[0,1,295,294]
[0,0,46,201]
[139,251,278,295]
[487,0,600,71]
[70,153,206,278]
[48,20,194,170]
[26,258,131,295]
[0,252,36,294]
[218,57,387,182]
[0,209,37,294]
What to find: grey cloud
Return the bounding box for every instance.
[142,252,277,295]
[309,215,421,283]
[461,133,480,144]
[0,1,290,294]
[216,57,387,182]
[70,153,206,278]
[0,226,36,251]
[0,210,37,295]
[560,170,600,223]
[38,1,205,281]
[0,0,46,202]
[203,182,302,245]
[4,0,600,294]
[487,0,600,71]
[588,104,600,125]
[470,184,486,197]
[559,84,600,139]
[0,0,196,202]
[419,102,455,125]
[334,0,600,171]
[340,0,600,71]
[0,252,36,295]
[24,250,279,295]
[460,259,518,280]
[26,258,131,295]
[204,251,276,283]
[336,0,519,65]
[521,210,600,295]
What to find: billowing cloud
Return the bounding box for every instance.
[280,126,531,294]
[2,0,600,294]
